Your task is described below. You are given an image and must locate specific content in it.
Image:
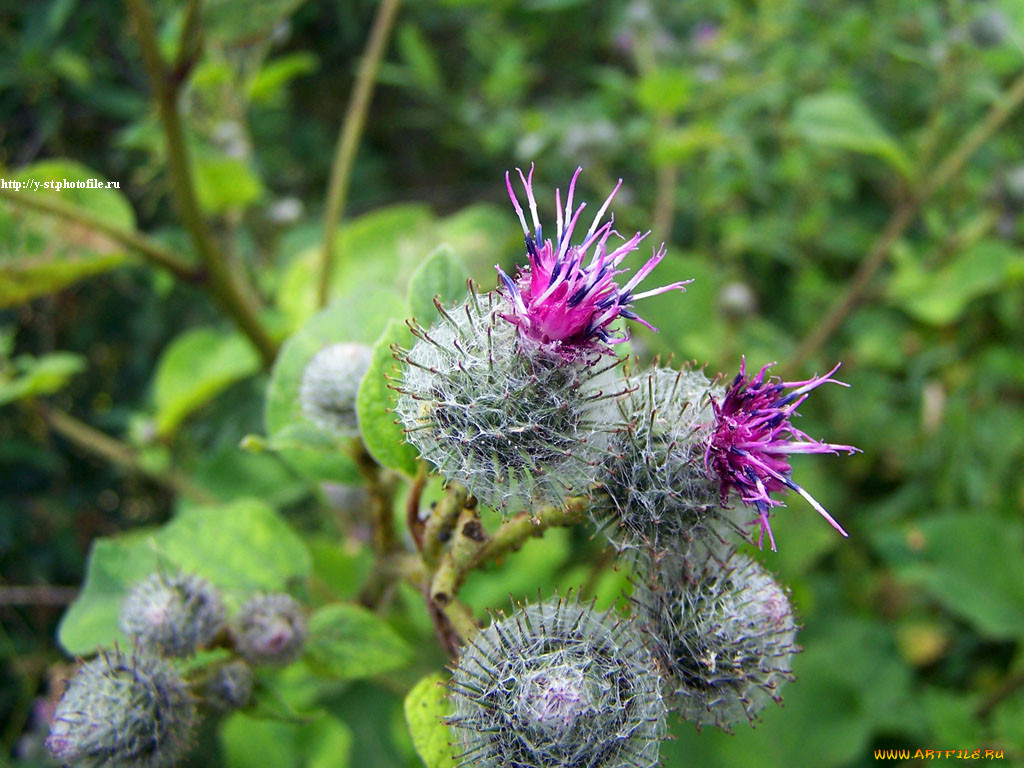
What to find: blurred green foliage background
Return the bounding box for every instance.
[1,0,1023,766]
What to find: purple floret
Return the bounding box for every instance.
[706,357,860,550]
[497,164,691,356]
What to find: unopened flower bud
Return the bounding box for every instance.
[120,571,225,657]
[634,550,798,731]
[969,9,1009,48]
[233,594,307,666]
[592,366,740,557]
[449,596,666,767]
[299,342,373,436]
[47,648,195,768]
[395,289,622,511]
[717,281,758,318]
[204,661,253,712]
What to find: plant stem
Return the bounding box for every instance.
[789,69,1024,372]
[316,0,402,307]
[36,402,214,503]
[422,484,468,565]
[481,496,589,564]
[429,496,589,607]
[0,188,198,282]
[439,598,478,643]
[124,0,278,368]
[350,441,398,556]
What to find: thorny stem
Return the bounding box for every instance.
[0,188,199,282]
[124,0,279,368]
[316,0,402,307]
[35,402,214,503]
[788,69,1024,372]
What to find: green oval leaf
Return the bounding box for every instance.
[873,514,1024,639]
[220,711,352,768]
[792,91,910,177]
[153,327,262,437]
[356,319,419,478]
[58,498,312,654]
[407,245,470,324]
[405,672,457,768]
[304,603,413,680]
[0,160,135,307]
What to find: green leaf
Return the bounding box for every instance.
[0,351,85,406]
[873,514,1024,639]
[792,92,911,177]
[58,498,311,654]
[356,319,419,478]
[407,245,469,324]
[153,327,261,437]
[404,672,457,768]
[274,204,435,329]
[195,156,264,215]
[434,203,520,283]
[0,160,134,307]
[304,603,414,680]
[888,240,1022,326]
[203,0,308,45]
[635,67,693,115]
[397,23,444,97]
[248,52,318,105]
[220,711,352,768]
[265,292,406,484]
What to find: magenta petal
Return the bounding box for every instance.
[496,165,691,357]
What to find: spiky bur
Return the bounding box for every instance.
[448,596,667,768]
[394,289,626,511]
[633,550,798,732]
[498,164,691,357]
[204,661,253,712]
[592,365,747,558]
[232,593,307,666]
[299,342,374,436]
[120,571,225,657]
[706,358,860,551]
[47,647,195,768]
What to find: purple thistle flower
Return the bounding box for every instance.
[705,357,860,550]
[496,164,692,355]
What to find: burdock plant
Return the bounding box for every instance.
[47,163,859,768]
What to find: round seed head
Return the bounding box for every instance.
[204,661,253,712]
[46,648,195,768]
[299,342,373,436]
[634,550,799,731]
[592,366,741,557]
[120,571,225,657]
[233,593,307,666]
[395,290,623,511]
[449,596,667,768]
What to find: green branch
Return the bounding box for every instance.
[429,496,589,607]
[316,0,402,307]
[124,0,279,368]
[37,402,213,503]
[0,188,198,282]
